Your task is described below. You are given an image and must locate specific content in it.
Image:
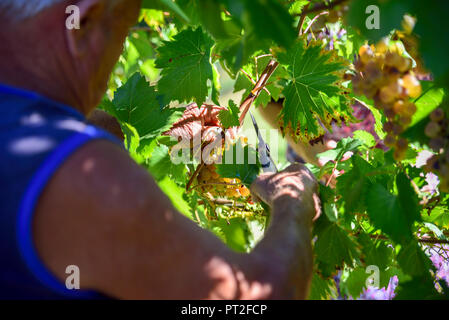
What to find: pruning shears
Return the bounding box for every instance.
[249,112,278,173]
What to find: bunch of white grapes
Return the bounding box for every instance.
[352,41,422,160]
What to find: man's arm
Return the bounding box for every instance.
[33,140,318,299]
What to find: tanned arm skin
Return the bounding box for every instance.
[33,140,319,299]
[0,0,319,300]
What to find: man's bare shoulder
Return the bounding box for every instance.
[31,140,165,291]
[40,139,161,214]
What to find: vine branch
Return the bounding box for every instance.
[303,11,329,39]
[239,59,279,124]
[240,68,271,95]
[297,3,310,36]
[355,232,449,245]
[295,0,348,16]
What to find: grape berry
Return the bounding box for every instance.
[424,108,449,192]
[196,164,251,200]
[352,42,421,160]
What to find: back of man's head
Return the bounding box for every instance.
[0,0,142,114]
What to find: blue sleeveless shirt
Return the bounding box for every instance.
[0,84,122,299]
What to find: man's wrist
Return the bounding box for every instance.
[272,196,313,227]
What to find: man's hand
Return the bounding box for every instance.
[250,164,321,299]
[250,163,321,223]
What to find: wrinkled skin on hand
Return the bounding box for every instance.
[250,163,321,223]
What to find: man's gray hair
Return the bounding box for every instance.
[0,0,67,20]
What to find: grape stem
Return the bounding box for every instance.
[303,11,329,39]
[198,199,246,207]
[240,68,271,95]
[239,59,279,124]
[185,140,215,192]
[353,232,449,244]
[186,162,205,192]
[294,0,348,16]
[326,160,339,187]
[190,181,242,190]
[297,3,310,36]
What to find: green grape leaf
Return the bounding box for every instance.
[346,0,409,42]
[423,215,448,234]
[211,0,295,75]
[175,0,201,27]
[358,234,393,270]
[317,137,363,163]
[140,8,165,28]
[177,0,228,39]
[122,123,140,154]
[288,0,309,15]
[341,267,368,298]
[233,55,288,107]
[216,141,261,187]
[319,184,338,222]
[423,206,449,229]
[316,261,338,279]
[129,30,153,60]
[98,96,118,118]
[352,96,386,140]
[395,275,442,300]
[224,0,296,49]
[308,274,335,300]
[155,27,215,106]
[218,100,240,129]
[111,73,182,140]
[121,122,145,164]
[197,0,227,39]
[142,0,190,23]
[157,176,192,218]
[366,173,421,243]
[214,0,296,74]
[408,1,449,85]
[186,0,295,73]
[148,144,186,183]
[335,25,366,60]
[337,156,378,214]
[397,241,431,277]
[213,19,270,76]
[403,84,447,143]
[353,130,376,148]
[315,222,360,269]
[211,63,221,105]
[278,39,349,142]
[208,217,251,253]
[396,172,421,224]
[412,84,446,125]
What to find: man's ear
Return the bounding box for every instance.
[66,0,107,58]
